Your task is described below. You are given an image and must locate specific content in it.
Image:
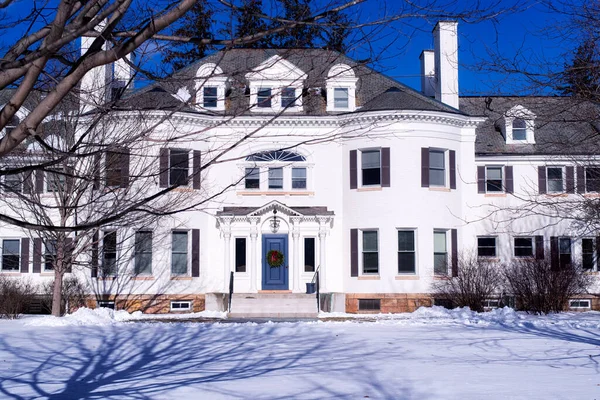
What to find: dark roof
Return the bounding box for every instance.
[126,48,460,116]
[460,96,600,155]
[216,205,334,216]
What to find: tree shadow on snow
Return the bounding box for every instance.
[0,322,428,399]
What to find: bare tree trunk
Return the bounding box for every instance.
[51,267,64,316]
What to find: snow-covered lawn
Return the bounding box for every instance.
[1,308,599,399]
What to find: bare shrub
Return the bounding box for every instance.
[503,258,592,314]
[0,276,36,319]
[431,255,503,312]
[42,276,88,315]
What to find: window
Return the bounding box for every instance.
[169,149,189,186]
[292,168,307,189]
[44,240,56,271]
[4,173,22,193]
[235,238,246,273]
[397,230,416,274]
[2,239,19,271]
[482,298,500,310]
[512,118,527,141]
[514,237,534,257]
[257,88,272,108]
[106,149,127,187]
[477,237,497,258]
[434,231,447,275]
[47,171,66,192]
[358,299,380,311]
[333,88,349,109]
[585,167,600,193]
[559,237,571,268]
[170,300,192,312]
[97,301,115,309]
[362,231,378,274]
[361,150,381,186]
[134,231,152,275]
[304,237,315,272]
[281,87,296,108]
[246,151,306,162]
[582,238,595,271]
[268,167,283,189]
[171,231,188,275]
[429,150,445,186]
[569,299,591,310]
[102,231,117,276]
[485,166,503,192]
[203,87,218,108]
[547,167,564,193]
[245,167,260,189]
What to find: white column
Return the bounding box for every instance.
[220,216,233,292]
[249,216,260,292]
[318,230,327,292]
[292,231,301,292]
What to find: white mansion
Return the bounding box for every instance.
[2,21,599,316]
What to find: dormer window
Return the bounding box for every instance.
[245,55,306,113]
[196,63,227,111]
[326,64,358,112]
[504,105,535,144]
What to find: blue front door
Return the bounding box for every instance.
[262,234,289,290]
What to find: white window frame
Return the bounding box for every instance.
[485,165,504,193]
[582,238,596,271]
[429,149,447,187]
[170,300,192,312]
[43,240,57,272]
[134,231,153,276]
[240,150,312,192]
[303,236,317,273]
[101,230,118,277]
[361,229,379,275]
[504,105,536,144]
[97,300,115,309]
[569,299,591,311]
[195,63,227,111]
[483,298,500,310]
[360,149,381,187]
[477,236,497,258]
[433,230,448,275]
[513,237,534,258]
[1,238,21,272]
[397,229,417,275]
[559,237,572,268]
[546,166,565,194]
[169,149,190,187]
[4,173,23,193]
[171,230,190,276]
[234,237,247,273]
[326,64,357,112]
[584,166,600,193]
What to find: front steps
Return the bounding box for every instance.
[228,293,318,318]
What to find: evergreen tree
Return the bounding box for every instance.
[560,36,600,100]
[235,0,271,48]
[163,2,213,71]
[320,8,351,53]
[271,0,318,48]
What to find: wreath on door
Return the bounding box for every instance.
[266,250,284,268]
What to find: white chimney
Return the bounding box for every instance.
[433,21,459,109]
[419,50,435,97]
[79,34,110,113]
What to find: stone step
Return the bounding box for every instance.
[228,312,318,319]
[229,292,318,319]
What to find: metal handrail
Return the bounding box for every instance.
[311,266,320,313]
[228,271,234,313]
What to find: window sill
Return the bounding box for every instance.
[171,187,195,193]
[584,193,600,198]
[132,276,155,281]
[484,193,506,197]
[357,187,382,192]
[358,275,380,280]
[429,187,451,192]
[237,191,314,196]
[546,193,568,197]
[433,275,450,280]
[395,275,419,280]
[170,276,192,280]
[40,272,55,277]
[478,257,500,261]
[0,272,21,276]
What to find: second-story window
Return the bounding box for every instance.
[281,88,296,108]
[361,150,380,186]
[334,88,349,109]
[429,149,445,187]
[257,88,272,108]
[203,87,218,108]
[547,167,564,193]
[243,150,307,191]
[170,149,189,186]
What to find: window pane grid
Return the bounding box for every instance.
[171,231,188,275]
[397,231,415,274]
[434,231,447,275]
[245,167,260,189]
[281,87,296,108]
[102,231,117,276]
[2,239,19,271]
[257,88,272,108]
[134,231,152,275]
[203,87,217,108]
[292,167,307,189]
[334,88,349,108]
[547,167,564,193]
[268,167,283,189]
[486,167,503,192]
[477,237,496,257]
[429,150,445,186]
[514,237,533,257]
[362,150,381,186]
[170,150,189,186]
[362,231,378,274]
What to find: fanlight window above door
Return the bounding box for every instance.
[245,150,306,162]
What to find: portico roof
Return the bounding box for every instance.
[216,200,334,217]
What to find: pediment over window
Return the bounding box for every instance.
[245,55,307,82]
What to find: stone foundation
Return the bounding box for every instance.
[85,294,206,314]
[345,293,432,314]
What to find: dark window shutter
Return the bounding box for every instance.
[65,165,74,192]
[505,166,514,193]
[65,238,73,273]
[350,229,358,277]
[566,166,574,193]
[159,148,169,188]
[20,238,29,273]
[23,172,33,194]
[36,170,45,193]
[421,148,429,187]
[91,232,98,278]
[535,236,544,260]
[577,166,585,193]
[596,237,600,270]
[121,148,130,188]
[550,236,558,270]
[477,166,486,193]
[192,150,201,190]
[538,166,546,194]
[33,238,42,273]
[381,147,390,187]
[449,150,456,189]
[349,150,357,189]
[451,229,458,277]
[191,229,200,277]
[93,153,101,190]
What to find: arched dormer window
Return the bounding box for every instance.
[504,105,536,144]
[242,150,311,193]
[196,63,227,111]
[326,64,358,112]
